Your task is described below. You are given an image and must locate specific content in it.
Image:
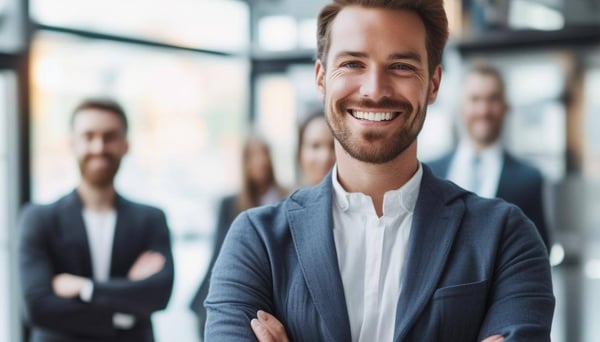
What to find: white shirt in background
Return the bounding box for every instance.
[447,140,504,198]
[80,208,135,329]
[82,209,117,282]
[331,163,422,342]
[260,186,282,206]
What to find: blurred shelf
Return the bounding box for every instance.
[455,25,600,54]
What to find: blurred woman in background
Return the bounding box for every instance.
[190,135,286,340]
[297,111,335,187]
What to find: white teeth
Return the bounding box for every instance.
[352,111,396,122]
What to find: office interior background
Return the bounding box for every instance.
[1,0,599,341]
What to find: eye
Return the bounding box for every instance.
[390,63,416,71]
[83,132,94,141]
[341,61,361,69]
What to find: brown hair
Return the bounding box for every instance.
[467,61,506,98]
[71,97,129,133]
[317,0,449,74]
[237,135,284,211]
[296,110,327,163]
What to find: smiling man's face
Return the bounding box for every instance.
[71,108,129,187]
[315,6,441,164]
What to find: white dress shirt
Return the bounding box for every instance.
[447,140,504,198]
[82,209,117,282]
[81,209,135,329]
[331,163,422,342]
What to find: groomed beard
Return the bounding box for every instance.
[468,120,504,147]
[78,154,120,188]
[326,96,428,164]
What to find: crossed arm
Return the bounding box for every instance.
[52,250,166,300]
[18,205,174,336]
[249,310,504,342]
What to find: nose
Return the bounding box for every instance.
[89,136,105,154]
[479,100,496,117]
[359,67,392,101]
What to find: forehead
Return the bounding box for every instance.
[464,73,504,95]
[72,108,125,132]
[328,6,427,60]
[304,117,330,138]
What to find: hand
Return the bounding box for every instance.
[52,273,88,298]
[127,251,165,280]
[251,310,289,342]
[481,334,504,342]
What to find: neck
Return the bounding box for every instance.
[77,180,116,211]
[469,137,498,153]
[335,141,419,217]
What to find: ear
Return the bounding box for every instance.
[427,65,442,104]
[315,59,326,101]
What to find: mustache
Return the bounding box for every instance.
[336,97,413,113]
[82,154,117,164]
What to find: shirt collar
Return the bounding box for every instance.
[457,139,503,163]
[331,163,423,217]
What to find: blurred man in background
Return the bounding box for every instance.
[428,63,552,252]
[18,98,174,342]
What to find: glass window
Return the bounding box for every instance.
[584,66,600,179]
[508,0,565,30]
[298,18,317,49]
[502,57,567,181]
[0,71,9,342]
[255,73,297,187]
[30,31,249,341]
[258,15,298,51]
[0,70,19,342]
[0,0,26,52]
[30,0,249,53]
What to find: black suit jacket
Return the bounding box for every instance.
[427,151,551,251]
[189,194,239,337]
[18,190,174,342]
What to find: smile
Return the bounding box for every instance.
[349,110,399,122]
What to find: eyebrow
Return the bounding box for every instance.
[389,52,422,63]
[333,51,423,63]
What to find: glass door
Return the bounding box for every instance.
[0,70,20,342]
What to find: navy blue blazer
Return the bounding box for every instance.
[18,190,174,342]
[427,150,551,251]
[205,166,554,341]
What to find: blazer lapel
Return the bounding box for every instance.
[496,151,515,199]
[394,167,466,341]
[287,176,352,342]
[59,190,94,277]
[110,195,132,277]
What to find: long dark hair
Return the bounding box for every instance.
[236,135,283,211]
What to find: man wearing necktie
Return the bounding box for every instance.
[428,62,552,252]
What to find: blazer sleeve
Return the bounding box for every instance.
[190,195,237,313]
[204,211,274,341]
[18,204,116,337]
[477,206,555,341]
[88,209,175,316]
